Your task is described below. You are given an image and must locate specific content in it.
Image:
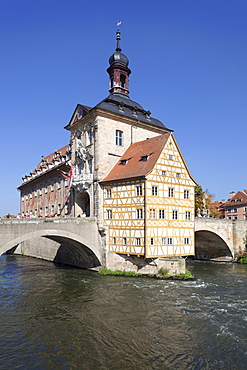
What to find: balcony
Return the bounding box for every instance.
[72,173,93,192]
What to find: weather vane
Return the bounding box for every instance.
[116,21,122,29]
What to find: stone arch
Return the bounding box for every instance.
[0,229,101,268]
[195,230,233,260]
[75,191,90,217]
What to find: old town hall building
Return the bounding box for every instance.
[18,29,197,273]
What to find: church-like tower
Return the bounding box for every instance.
[107,28,131,96]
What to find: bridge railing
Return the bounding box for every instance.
[0,217,96,224]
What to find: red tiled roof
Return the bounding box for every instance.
[36,145,69,170]
[101,133,171,183]
[221,190,247,208]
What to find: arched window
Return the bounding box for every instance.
[120,74,126,88]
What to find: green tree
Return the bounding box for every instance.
[195,185,205,216]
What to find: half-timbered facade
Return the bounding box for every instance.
[101,133,196,258]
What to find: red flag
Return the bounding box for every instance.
[68,165,74,189]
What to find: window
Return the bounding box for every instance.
[176,173,180,178]
[106,189,111,198]
[227,209,231,213]
[172,210,178,220]
[150,209,156,219]
[88,130,93,145]
[141,155,148,162]
[123,238,127,245]
[136,186,142,196]
[34,186,37,197]
[30,190,32,199]
[186,211,191,221]
[233,216,238,220]
[168,238,173,245]
[120,159,128,165]
[136,238,141,246]
[152,186,158,196]
[184,238,190,245]
[116,130,123,146]
[65,203,69,214]
[120,74,126,88]
[45,206,48,217]
[88,159,93,174]
[39,184,42,195]
[168,188,174,197]
[58,204,61,215]
[228,216,232,220]
[169,155,173,160]
[150,238,154,245]
[57,176,61,190]
[107,210,112,219]
[39,208,42,216]
[233,208,237,213]
[162,171,166,176]
[51,179,54,191]
[136,209,143,219]
[184,190,189,199]
[51,205,54,216]
[159,209,165,219]
[162,237,166,245]
[45,182,48,193]
[113,238,116,244]
[65,178,68,187]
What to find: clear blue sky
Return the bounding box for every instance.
[1,0,247,216]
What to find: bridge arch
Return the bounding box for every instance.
[195,230,233,260]
[1,229,101,268]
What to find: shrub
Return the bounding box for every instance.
[237,254,247,264]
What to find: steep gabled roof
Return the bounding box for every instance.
[221,190,247,208]
[100,133,171,183]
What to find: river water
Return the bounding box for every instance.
[0,255,246,369]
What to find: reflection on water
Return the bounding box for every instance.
[0,255,246,369]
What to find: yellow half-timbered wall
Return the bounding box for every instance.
[103,179,145,255]
[145,134,195,257]
[102,134,196,258]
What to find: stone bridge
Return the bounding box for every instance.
[0,217,104,268]
[195,217,247,260]
[0,217,246,267]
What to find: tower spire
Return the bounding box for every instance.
[116,25,122,52]
[107,24,131,97]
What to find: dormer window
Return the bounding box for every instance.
[118,103,124,112]
[120,159,128,166]
[146,110,151,119]
[140,153,152,162]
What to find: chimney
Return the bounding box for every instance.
[229,191,235,199]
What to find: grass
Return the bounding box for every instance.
[99,268,142,276]
[99,268,194,279]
